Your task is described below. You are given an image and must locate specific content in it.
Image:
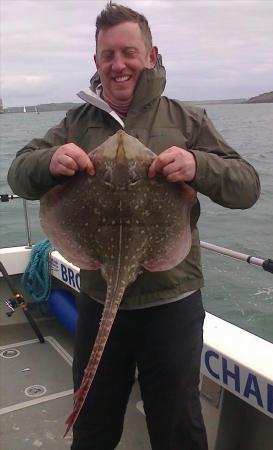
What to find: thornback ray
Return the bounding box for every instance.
[39,130,196,436]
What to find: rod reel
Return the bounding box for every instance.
[0,261,45,343]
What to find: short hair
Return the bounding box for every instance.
[95,2,153,50]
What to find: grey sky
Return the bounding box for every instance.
[1,0,272,107]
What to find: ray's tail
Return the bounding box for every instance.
[64,283,126,437]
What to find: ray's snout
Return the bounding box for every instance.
[116,132,126,162]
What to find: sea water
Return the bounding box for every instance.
[0,104,272,342]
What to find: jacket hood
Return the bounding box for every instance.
[77,55,166,124]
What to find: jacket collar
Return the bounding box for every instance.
[77,55,166,127]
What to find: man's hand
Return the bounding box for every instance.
[148,146,196,182]
[49,143,95,177]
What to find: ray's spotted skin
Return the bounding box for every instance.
[39,130,196,436]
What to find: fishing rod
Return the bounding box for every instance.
[200,241,273,274]
[0,194,20,202]
[0,261,45,343]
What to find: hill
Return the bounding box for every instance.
[246,91,273,103]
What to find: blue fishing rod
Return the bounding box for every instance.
[0,260,45,343]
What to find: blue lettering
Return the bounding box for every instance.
[60,264,80,291]
[68,268,75,288]
[205,350,220,380]
[75,273,80,291]
[243,374,263,407]
[61,264,68,282]
[222,358,240,392]
[268,384,273,413]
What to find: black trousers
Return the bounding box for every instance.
[71,290,208,450]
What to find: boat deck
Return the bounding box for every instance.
[1,271,272,450]
[0,318,151,450]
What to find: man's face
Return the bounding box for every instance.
[95,21,158,104]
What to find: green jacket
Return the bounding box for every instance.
[8,58,260,308]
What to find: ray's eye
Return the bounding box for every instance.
[129,172,140,185]
[103,169,112,185]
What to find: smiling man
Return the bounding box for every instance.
[8,2,260,450]
[95,21,158,107]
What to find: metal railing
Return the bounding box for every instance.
[1,194,32,248]
[200,241,273,274]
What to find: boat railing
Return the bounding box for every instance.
[1,194,32,248]
[200,241,273,274]
[1,194,273,274]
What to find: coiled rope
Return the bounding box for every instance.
[21,239,53,302]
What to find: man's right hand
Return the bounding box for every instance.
[49,143,95,177]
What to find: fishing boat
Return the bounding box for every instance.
[0,196,272,450]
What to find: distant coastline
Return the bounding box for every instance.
[245,91,273,104]
[1,91,272,113]
[2,102,82,114]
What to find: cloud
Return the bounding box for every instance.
[1,0,273,106]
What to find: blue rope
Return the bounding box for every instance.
[21,239,52,302]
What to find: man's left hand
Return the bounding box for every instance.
[148,147,196,182]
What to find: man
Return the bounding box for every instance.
[8,3,260,450]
